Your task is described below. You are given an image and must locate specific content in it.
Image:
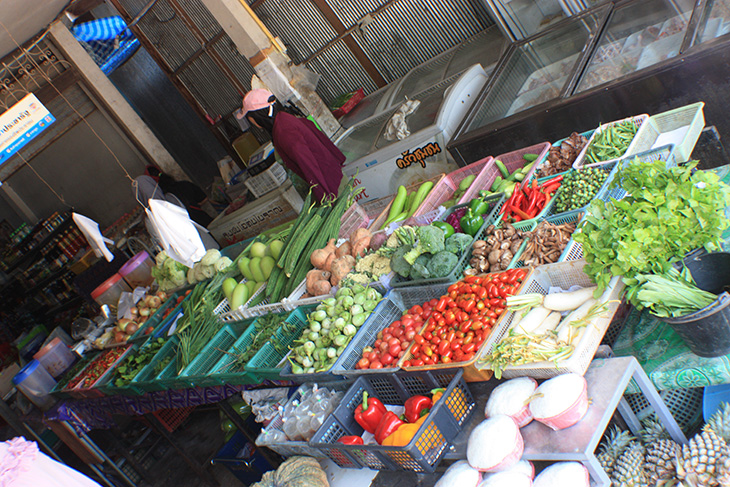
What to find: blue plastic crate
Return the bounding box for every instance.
[309,369,475,472]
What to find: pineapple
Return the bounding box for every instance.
[642,416,680,484]
[676,427,730,487]
[597,426,635,478]
[708,403,730,443]
[612,441,649,486]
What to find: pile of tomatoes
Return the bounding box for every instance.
[404,268,527,367]
[354,268,528,370]
[356,302,434,370]
[67,345,130,390]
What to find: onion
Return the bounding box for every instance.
[156,291,167,301]
[435,460,482,487]
[114,331,125,343]
[485,377,537,427]
[529,373,588,431]
[130,307,139,316]
[125,322,139,335]
[532,462,589,487]
[139,307,151,317]
[467,415,523,472]
[149,296,162,308]
[117,318,130,332]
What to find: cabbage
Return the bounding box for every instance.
[155,251,169,266]
[200,249,221,266]
[214,257,233,272]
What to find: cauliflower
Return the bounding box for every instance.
[445,233,473,255]
[385,232,400,249]
[427,251,458,278]
[356,254,392,278]
[347,273,371,286]
[404,225,445,265]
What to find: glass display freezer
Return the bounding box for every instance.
[575,0,695,93]
[692,0,730,46]
[335,64,490,202]
[460,5,609,134]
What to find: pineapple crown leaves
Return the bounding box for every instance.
[599,425,635,458]
[707,402,730,443]
[641,414,672,444]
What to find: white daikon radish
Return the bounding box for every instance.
[467,415,523,472]
[556,298,597,343]
[532,462,589,486]
[513,306,551,334]
[485,378,537,427]
[477,472,532,487]
[528,373,587,420]
[542,286,596,311]
[532,311,562,335]
[435,460,482,487]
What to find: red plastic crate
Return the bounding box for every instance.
[152,406,195,433]
[454,156,494,205]
[339,202,369,240]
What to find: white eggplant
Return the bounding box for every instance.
[543,286,596,312]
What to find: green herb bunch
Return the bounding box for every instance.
[575,159,730,302]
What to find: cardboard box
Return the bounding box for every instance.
[208,182,303,246]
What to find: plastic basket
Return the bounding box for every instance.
[390,194,505,289]
[177,321,251,388]
[71,345,135,399]
[257,382,349,458]
[448,156,494,205]
[540,162,618,220]
[475,260,625,379]
[100,336,169,396]
[624,387,704,434]
[50,352,99,399]
[543,209,586,263]
[573,114,649,169]
[455,156,493,204]
[244,307,314,381]
[410,175,457,219]
[629,102,705,163]
[131,335,180,392]
[128,290,189,343]
[339,202,370,240]
[361,196,392,222]
[493,143,551,188]
[396,268,533,382]
[530,130,595,181]
[463,219,538,273]
[153,406,195,433]
[310,369,475,472]
[279,292,392,382]
[331,286,449,379]
[244,163,288,199]
[368,174,446,232]
[282,278,333,311]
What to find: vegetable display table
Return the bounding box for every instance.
[445,356,686,486]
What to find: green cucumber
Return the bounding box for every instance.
[523,153,538,162]
[495,160,509,179]
[458,174,476,192]
[490,176,503,192]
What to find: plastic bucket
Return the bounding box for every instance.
[661,252,730,357]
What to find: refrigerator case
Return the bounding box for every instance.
[462,6,608,134]
[336,64,490,202]
[692,0,730,46]
[337,26,508,130]
[576,0,696,93]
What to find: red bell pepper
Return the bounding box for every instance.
[354,392,387,434]
[338,435,364,445]
[403,395,432,423]
[375,411,405,444]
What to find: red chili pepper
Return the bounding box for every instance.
[540,174,564,187]
[541,182,561,194]
[512,207,532,220]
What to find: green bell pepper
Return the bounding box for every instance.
[468,198,488,216]
[460,209,483,237]
[431,221,455,239]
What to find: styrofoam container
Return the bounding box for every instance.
[529,373,588,431]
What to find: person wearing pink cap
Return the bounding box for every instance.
[241,89,344,201]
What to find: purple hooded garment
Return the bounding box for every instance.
[272,112,345,201]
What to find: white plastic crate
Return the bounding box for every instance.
[475,260,625,379]
[213,278,274,322]
[244,163,288,198]
[629,102,705,162]
[282,278,334,311]
[573,114,649,169]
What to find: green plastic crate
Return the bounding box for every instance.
[390,194,505,289]
[133,335,181,392]
[101,336,169,396]
[73,345,135,399]
[540,162,617,220]
[244,307,314,381]
[542,209,586,263]
[49,352,99,399]
[128,290,189,343]
[155,346,188,390]
[177,321,252,387]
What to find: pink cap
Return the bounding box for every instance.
[241,89,274,116]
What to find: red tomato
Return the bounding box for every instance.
[438,340,450,356]
[402,360,411,367]
[357,358,370,369]
[462,342,476,354]
[410,305,423,315]
[414,334,425,345]
[379,342,389,353]
[401,316,415,328]
[405,329,416,341]
[367,351,379,363]
[392,327,404,338]
[381,353,395,366]
[370,361,383,369]
[412,359,424,367]
[383,332,393,342]
[388,344,402,356]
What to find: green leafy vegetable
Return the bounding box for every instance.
[633,266,718,318]
[575,159,730,300]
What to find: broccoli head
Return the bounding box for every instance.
[445,233,473,255]
[427,251,458,278]
[403,225,445,265]
[410,254,432,281]
[390,244,413,278]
